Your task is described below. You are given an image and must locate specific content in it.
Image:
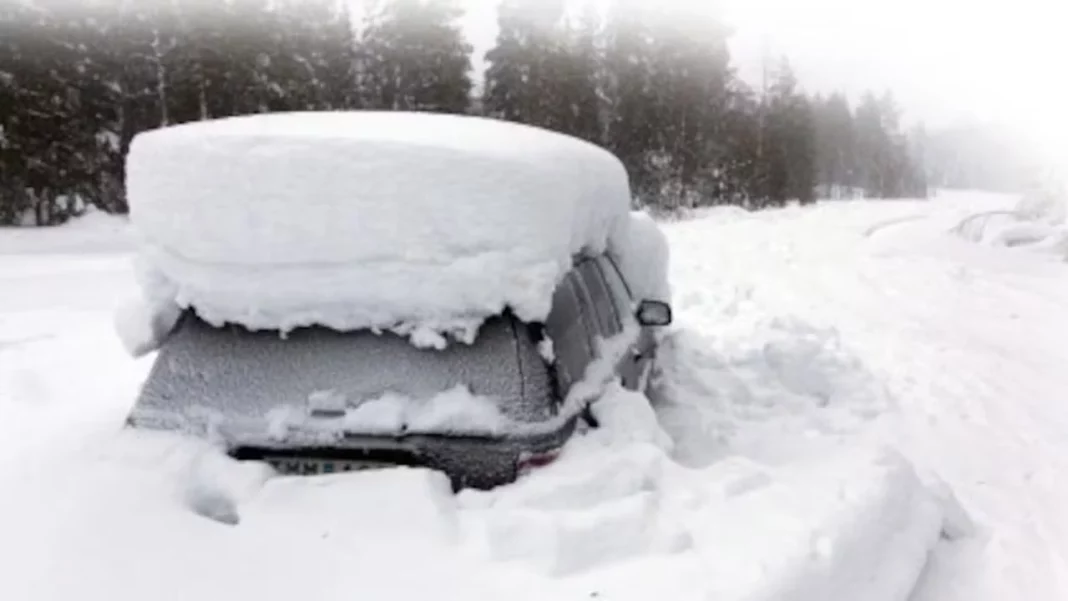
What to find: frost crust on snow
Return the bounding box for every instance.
[124,112,633,341]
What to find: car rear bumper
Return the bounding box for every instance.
[127,413,578,490]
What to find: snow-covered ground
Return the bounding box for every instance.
[1,191,1065,600]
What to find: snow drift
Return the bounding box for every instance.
[0,381,949,601]
[125,111,634,341]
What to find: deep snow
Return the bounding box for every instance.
[3,190,1066,600]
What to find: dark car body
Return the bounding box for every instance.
[127,253,671,490]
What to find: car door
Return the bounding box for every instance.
[595,254,657,391]
[574,258,622,338]
[572,255,640,392]
[544,267,598,397]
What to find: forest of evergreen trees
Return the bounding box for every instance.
[0,0,928,226]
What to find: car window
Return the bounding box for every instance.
[597,255,636,327]
[576,258,621,337]
[133,311,557,428]
[545,272,596,391]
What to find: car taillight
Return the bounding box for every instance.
[516,449,561,474]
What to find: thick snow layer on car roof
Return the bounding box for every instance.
[126,111,632,337]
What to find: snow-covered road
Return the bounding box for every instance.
[0,192,1064,600]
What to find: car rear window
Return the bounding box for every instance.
[135,311,556,429]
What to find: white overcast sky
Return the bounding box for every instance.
[457,0,1068,167]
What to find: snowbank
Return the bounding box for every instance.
[462,390,947,600]
[125,111,632,339]
[0,385,947,601]
[0,206,132,255]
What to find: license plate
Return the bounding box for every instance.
[263,456,392,476]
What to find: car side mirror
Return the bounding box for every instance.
[635,300,672,327]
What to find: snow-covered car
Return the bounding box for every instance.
[130,255,671,489]
[118,111,673,490]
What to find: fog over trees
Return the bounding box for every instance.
[1,0,944,225]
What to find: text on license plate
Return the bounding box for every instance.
[264,456,392,476]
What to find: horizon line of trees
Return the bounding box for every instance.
[0,0,928,226]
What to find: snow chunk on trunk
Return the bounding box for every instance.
[125,112,632,336]
[113,296,181,358]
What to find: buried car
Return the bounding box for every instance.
[128,253,672,490]
[118,111,673,490]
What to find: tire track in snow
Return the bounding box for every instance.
[863,214,928,238]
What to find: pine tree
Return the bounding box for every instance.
[483,0,566,126]
[718,82,765,207]
[647,4,731,198]
[319,3,360,110]
[787,94,817,205]
[553,2,602,144]
[813,93,856,198]
[602,0,658,203]
[64,0,177,215]
[602,0,733,209]
[271,0,359,111]
[905,123,929,198]
[64,1,121,214]
[217,0,278,116]
[0,0,931,223]
[853,92,885,197]
[361,0,473,114]
[166,0,219,123]
[762,60,816,205]
[482,0,601,143]
[0,0,33,223]
[0,0,96,224]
